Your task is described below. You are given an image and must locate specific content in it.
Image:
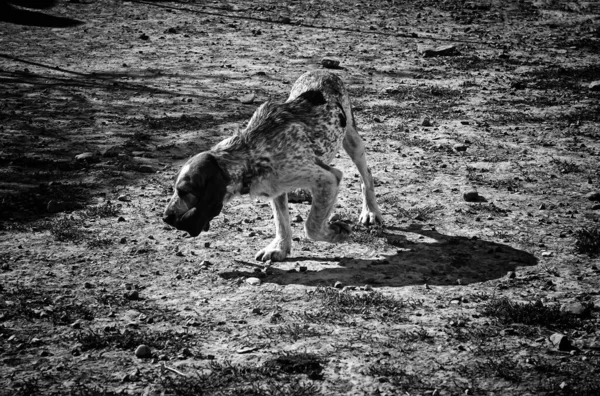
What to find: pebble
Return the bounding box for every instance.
[138,165,155,173]
[419,44,458,57]
[239,93,255,104]
[117,195,130,202]
[47,200,66,213]
[135,344,152,358]
[507,271,516,279]
[549,333,571,351]
[453,144,468,152]
[585,191,600,202]
[422,117,433,127]
[139,33,149,40]
[592,204,600,210]
[246,277,261,286]
[541,251,554,257]
[321,58,340,69]
[124,290,139,300]
[463,191,480,202]
[293,214,303,223]
[590,81,600,91]
[333,281,343,289]
[75,152,95,161]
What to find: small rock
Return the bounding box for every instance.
[549,333,571,351]
[419,44,459,57]
[333,281,343,289]
[293,214,303,223]
[117,216,126,222]
[590,81,600,91]
[138,165,155,173]
[287,189,312,203]
[75,152,95,161]
[124,290,139,300]
[453,144,468,152]
[463,191,480,202]
[560,302,590,317]
[83,282,94,289]
[541,251,554,257]
[321,58,340,69]
[47,200,66,213]
[298,266,307,272]
[279,16,291,24]
[119,237,127,244]
[251,307,262,315]
[585,191,600,202]
[592,204,600,210]
[139,33,149,40]
[135,344,152,358]
[246,277,261,286]
[70,320,83,329]
[422,117,433,127]
[117,195,130,202]
[239,93,255,104]
[507,271,516,279]
[539,203,546,210]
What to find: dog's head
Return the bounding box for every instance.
[163,153,229,237]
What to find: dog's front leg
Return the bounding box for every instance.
[255,193,292,262]
[305,163,351,243]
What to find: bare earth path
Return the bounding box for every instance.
[1,0,600,395]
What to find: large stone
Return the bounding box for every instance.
[135,344,152,358]
[560,302,590,317]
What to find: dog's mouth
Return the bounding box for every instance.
[181,207,213,237]
[167,207,211,237]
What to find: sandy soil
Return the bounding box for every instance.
[1,0,600,395]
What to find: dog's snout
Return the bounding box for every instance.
[163,211,176,226]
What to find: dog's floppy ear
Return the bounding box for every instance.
[188,153,230,231]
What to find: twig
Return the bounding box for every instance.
[162,364,188,377]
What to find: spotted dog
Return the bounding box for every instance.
[163,70,383,262]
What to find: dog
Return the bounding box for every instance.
[163,70,382,262]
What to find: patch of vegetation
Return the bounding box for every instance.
[364,361,426,392]
[262,323,324,343]
[84,201,120,218]
[144,114,215,131]
[305,287,417,323]
[50,215,87,243]
[159,359,322,396]
[0,286,94,324]
[75,328,192,353]
[574,226,600,258]
[397,204,444,221]
[481,297,582,329]
[550,157,581,174]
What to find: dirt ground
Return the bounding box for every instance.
[1,0,600,395]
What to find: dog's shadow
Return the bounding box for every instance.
[219,224,538,288]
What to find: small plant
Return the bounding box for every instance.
[574,226,600,257]
[397,204,444,221]
[50,216,86,243]
[159,360,322,396]
[550,157,580,174]
[364,361,425,392]
[306,287,417,323]
[84,202,120,218]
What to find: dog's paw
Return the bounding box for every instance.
[359,207,383,226]
[255,239,291,262]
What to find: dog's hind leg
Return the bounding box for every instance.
[343,119,383,226]
[304,161,351,243]
[255,193,292,262]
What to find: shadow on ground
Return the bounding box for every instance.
[219,224,538,287]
